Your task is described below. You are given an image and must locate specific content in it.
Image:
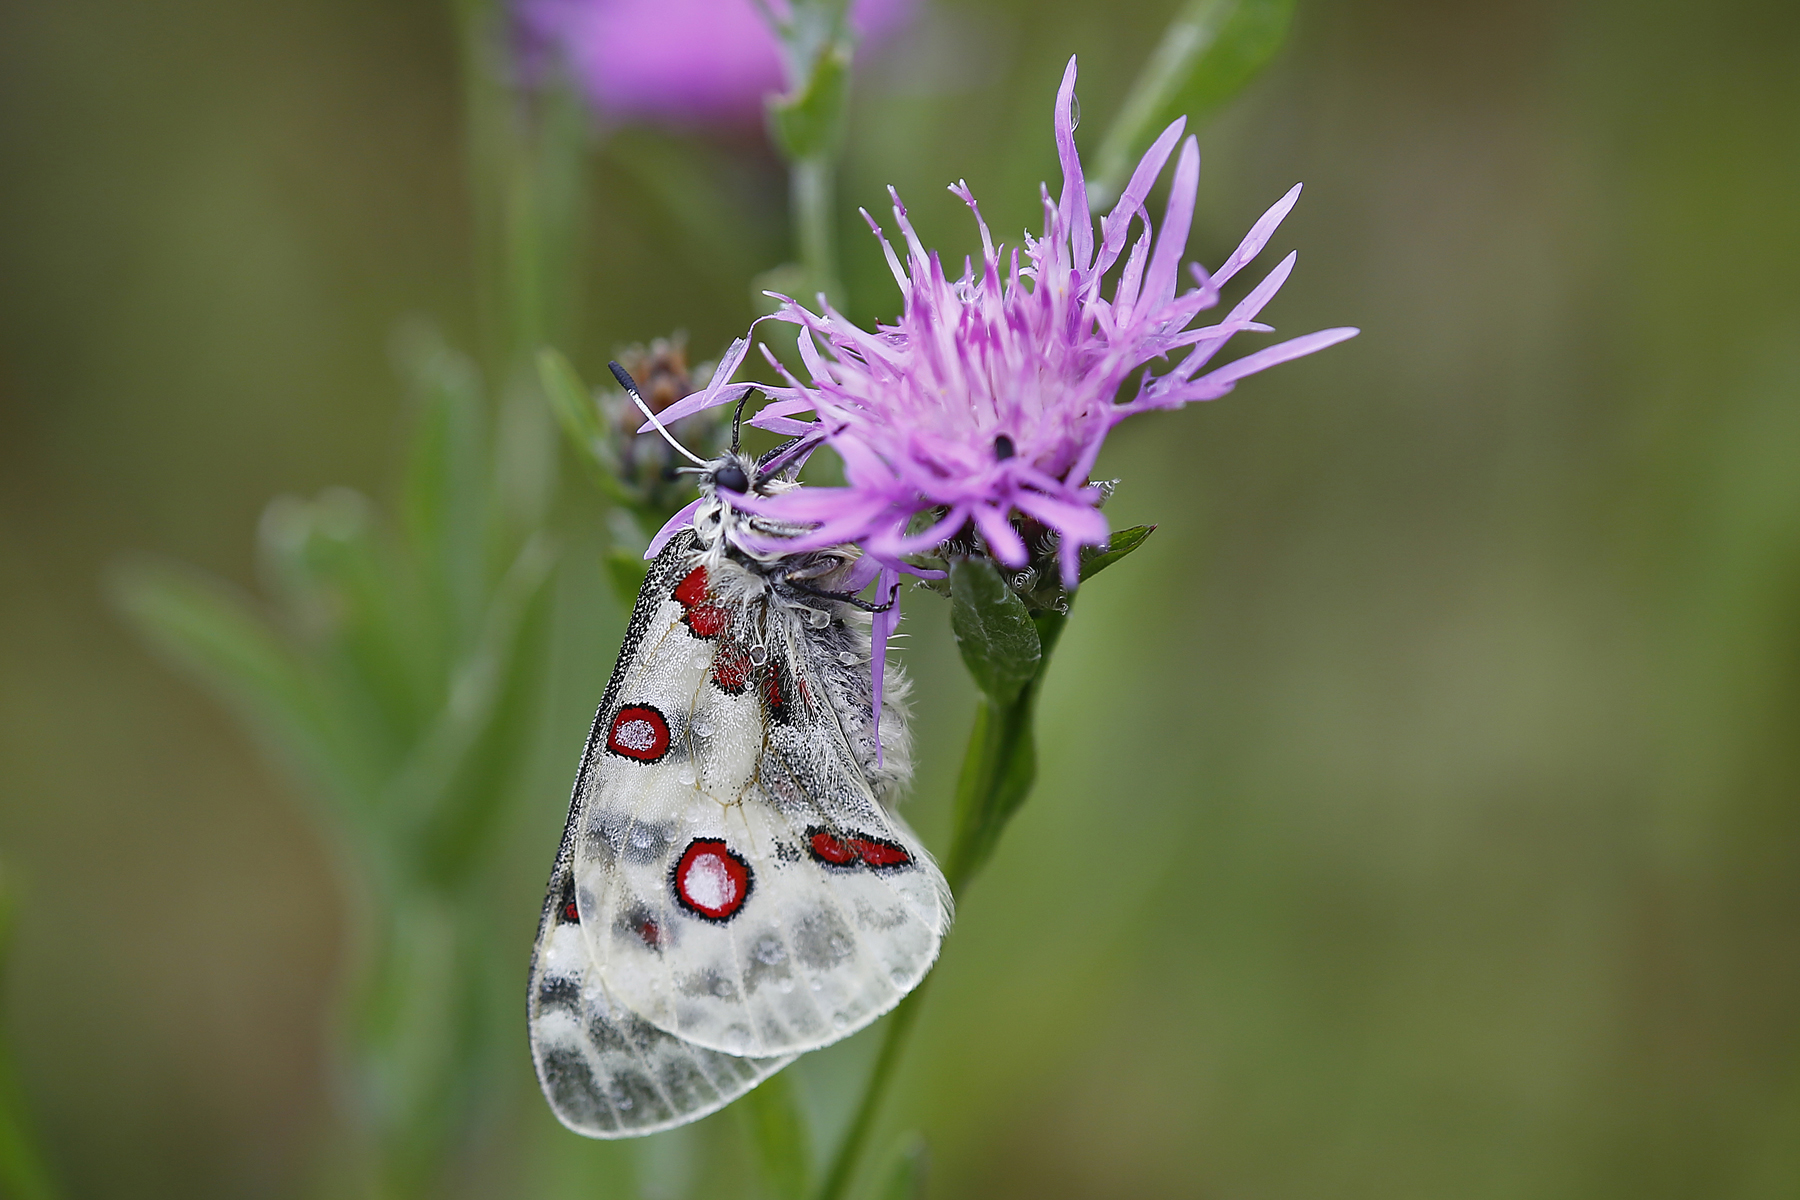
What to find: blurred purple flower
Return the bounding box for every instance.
[660,57,1357,588]
[518,0,913,125]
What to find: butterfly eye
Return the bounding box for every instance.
[714,462,749,494]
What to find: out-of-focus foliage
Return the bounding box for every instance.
[1090,0,1296,201]
[111,323,557,1198]
[0,871,59,1200]
[3,0,1800,1198]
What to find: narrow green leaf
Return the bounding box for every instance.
[949,559,1041,705]
[946,692,1039,891]
[740,1071,811,1200]
[766,40,851,162]
[258,490,440,759]
[384,534,558,886]
[396,322,490,657]
[538,347,616,492]
[108,560,374,814]
[1091,0,1297,203]
[0,869,61,1200]
[604,546,652,610]
[1079,524,1156,582]
[876,1134,927,1200]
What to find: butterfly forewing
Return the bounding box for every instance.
[566,534,950,1059]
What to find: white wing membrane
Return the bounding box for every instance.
[572,537,949,1058]
[529,857,794,1137]
[531,529,951,1132]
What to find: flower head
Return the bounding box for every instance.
[640,57,1356,728]
[518,0,912,126]
[657,57,1357,589]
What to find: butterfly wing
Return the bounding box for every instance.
[571,538,951,1059]
[528,854,795,1137]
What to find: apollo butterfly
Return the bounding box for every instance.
[526,366,952,1137]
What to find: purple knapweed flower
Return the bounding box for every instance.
[517,0,913,125]
[654,56,1357,589]
[642,57,1355,739]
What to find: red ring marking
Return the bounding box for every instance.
[672,840,751,921]
[606,705,670,762]
[674,566,709,609]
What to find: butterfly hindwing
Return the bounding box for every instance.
[528,856,794,1137]
[568,535,951,1059]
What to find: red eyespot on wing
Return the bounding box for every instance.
[685,603,730,638]
[672,839,751,921]
[762,667,785,713]
[850,837,912,868]
[638,919,660,947]
[606,705,670,762]
[563,901,579,922]
[674,566,708,609]
[809,831,856,865]
[712,646,751,694]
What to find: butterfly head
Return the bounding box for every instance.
[701,452,755,500]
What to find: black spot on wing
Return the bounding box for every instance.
[539,1048,619,1134]
[537,975,580,1011]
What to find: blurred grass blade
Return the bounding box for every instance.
[605,546,653,608]
[740,1071,812,1200]
[257,490,438,763]
[108,559,374,822]
[0,869,61,1200]
[876,1133,927,1200]
[539,348,613,490]
[384,533,558,885]
[1080,524,1156,582]
[1091,0,1297,204]
[396,322,490,657]
[949,559,1042,705]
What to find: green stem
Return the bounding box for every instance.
[815,612,1064,1200]
[791,153,843,307]
[1090,0,1235,205]
[813,976,932,1200]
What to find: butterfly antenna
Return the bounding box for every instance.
[729,390,753,454]
[610,361,707,467]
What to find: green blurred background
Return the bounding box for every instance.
[4,0,1800,1196]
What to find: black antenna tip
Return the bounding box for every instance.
[608,361,641,396]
